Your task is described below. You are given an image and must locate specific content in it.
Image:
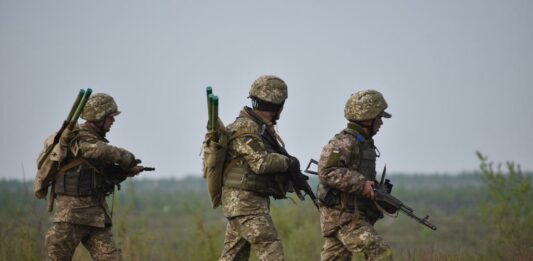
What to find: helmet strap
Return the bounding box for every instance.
[87,121,107,137]
[369,118,377,136]
[271,110,281,125]
[354,120,374,137]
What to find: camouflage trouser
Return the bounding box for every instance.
[45,222,122,261]
[219,214,284,261]
[321,219,392,261]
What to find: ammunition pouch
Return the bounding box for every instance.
[223,162,288,199]
[317,184,358,213]
[317,183,340,207]
[357,197,384,222]
[318,184,383,221]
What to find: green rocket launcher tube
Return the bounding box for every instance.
[211,95,219,131]
[38,89,88,169]
[68,88,92,130]
[206,87,213,129]
[67,89,85,123]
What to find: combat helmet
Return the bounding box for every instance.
[81,93,121,121]
[249,75,288,105]
[344,90,391,121]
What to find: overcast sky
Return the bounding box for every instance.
[1,0,532,180]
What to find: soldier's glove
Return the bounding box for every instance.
[125,165,143,177]
[289,155,300,171]
[117,152,137,170]
[287,155,301,174]
[284,156,301,193]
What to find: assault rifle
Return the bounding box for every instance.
[287,162,319,209]
[259,128,319,208]
[374,166,437,230]
[305,159,437,230]
[102,159,156,192]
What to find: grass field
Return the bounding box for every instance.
[1,167,532,260]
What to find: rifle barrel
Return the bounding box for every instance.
[400,205,437,230]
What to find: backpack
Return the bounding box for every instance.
[202,123,229,208]
[33,131,71,199]
[34,88,92,200]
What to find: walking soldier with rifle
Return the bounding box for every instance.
[34,90,154,261]
[316,90,393,261]
[214,75,313,261]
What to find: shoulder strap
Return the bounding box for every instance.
[339,130,362,170]
[52,157,99,182]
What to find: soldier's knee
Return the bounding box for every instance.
[239,216,279,244]
[256,240,284,261]
[45,223,77,260]
[248,230,279,244]
[368,244,392,261]
[91,248,122,261]
[321,250,352,261]
[87,240,121,261]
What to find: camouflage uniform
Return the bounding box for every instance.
[318,90,393,261]
[45,93,136,261]
[219,76,291,261]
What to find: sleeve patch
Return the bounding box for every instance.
[243,136,262,151]
[325,149,342,168]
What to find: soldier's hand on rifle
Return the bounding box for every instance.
[362,180,375,199]
[125,165,143,177]
[287,155,300,173]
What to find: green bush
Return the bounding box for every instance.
[477,151,533,260]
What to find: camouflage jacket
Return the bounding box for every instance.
[221,107,291,218]
[317,122,380,236]
[53,123,136,228]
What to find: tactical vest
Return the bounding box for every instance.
[222,113,289,199]
[54,126,118,198]
[318,124,383,220]
[223,160,288,199]
[54,159,115,197]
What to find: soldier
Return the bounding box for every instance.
[218,75,298,261]
[317,90,393,261]
[44,93,143,261]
